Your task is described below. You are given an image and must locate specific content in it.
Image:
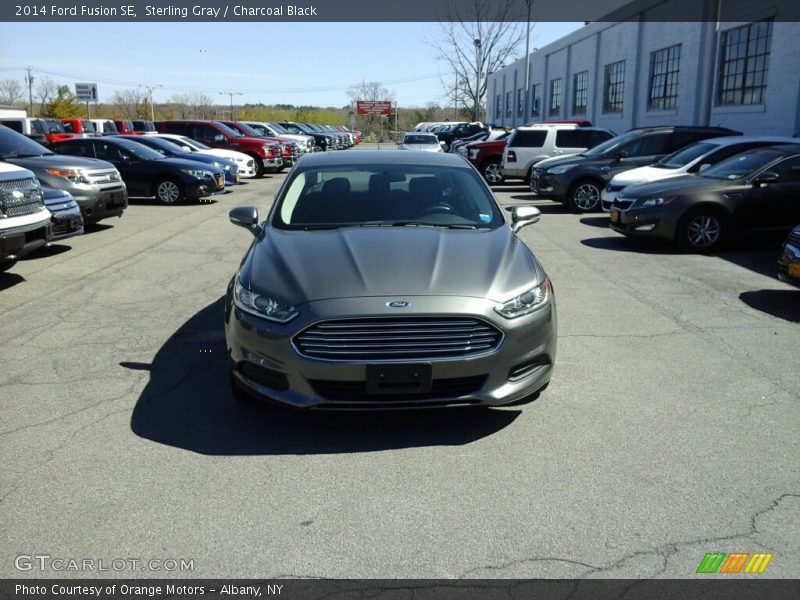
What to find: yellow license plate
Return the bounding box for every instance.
[216,177,224,186]
[789,263,800,277]
[610,211,619,222]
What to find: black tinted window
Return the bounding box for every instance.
[1,120,23,134]
[771,156,800,183]
[555,130,593,148]
[510,130,547,148]
[623,134,669,156]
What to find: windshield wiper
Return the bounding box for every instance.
[387,221,480,229]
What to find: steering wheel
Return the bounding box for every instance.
[419,203,454,217]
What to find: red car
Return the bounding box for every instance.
[219,121,298,170]
[466,138,509,185]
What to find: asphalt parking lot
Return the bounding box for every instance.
[1,145,798,579]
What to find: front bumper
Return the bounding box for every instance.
[46,200,84,240]
[0,211,52,260]
[778,236,800,288]
[608,205,677,240]
[600,186,625,212]
[71,186,128,224]
[529,171,569,201]
[225,294,557,410]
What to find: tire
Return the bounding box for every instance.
[154,178,185,205]
[676,208,729,252]
[0,259,18,273]
[567,179,603,212]
[251,156,265,178]
[481,158,504,185]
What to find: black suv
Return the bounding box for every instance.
[436,122,487,151]
[529,126,741,212]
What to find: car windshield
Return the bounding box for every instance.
[268,122,288,134]
[582,131,639,157]
[135,137,183,154]
[81,120,96,133]
[174,136,208,150]
[232,122,261,137]
[403,135,438,145]
[216,122,244,137]
[273,164,504,230]
[0,125,54,157]
[701,148,786,180]
[655,142,716,169]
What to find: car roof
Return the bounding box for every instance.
[297,150,470,168]
[697,135,800,147]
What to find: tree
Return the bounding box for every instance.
[110,89,148,119]
[429,0,527,121]
[42,85,84,118]
[36,77,59,116]
[0,79,24,105]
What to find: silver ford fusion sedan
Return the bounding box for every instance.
[396,133,444,152]
[225,151,556,409]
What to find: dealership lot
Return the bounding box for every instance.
[1,147,798,578]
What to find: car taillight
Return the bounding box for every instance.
[507,151,517,163]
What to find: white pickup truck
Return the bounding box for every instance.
[0,162,52,273]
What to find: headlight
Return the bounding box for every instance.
[546,165,576,175]
[45,168,90,184]
[637,196,676,209]
[262,145,274,153]
[234,279,299,323]
[495,278,552,319]
[180,168,211,179]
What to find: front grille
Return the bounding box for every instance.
[310,375,487,401]
[0,179,43,217]
[789,229,800,246]
[294,317,502,360]
[85,168,121,185]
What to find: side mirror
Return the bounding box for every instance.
[181,145,192,152]
[212,134,225,143]
[698,163,711,173]
[754,171,779,186]
[229,206,261,236]
[511,205,541,233]
[616,149,630,160]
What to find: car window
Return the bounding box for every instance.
[509,130,548,148]
[193,124,221,142]
[701,148,787,180]
[61,122,75,133]
[403,135,437,145]
[687,143,762,172]
[656,142,717,169]
[94,142,125,161]
[770,156,800,183]
[1,120,24,133]
[274,164,504,229]
[623,134,669,157]
[555,129,594,148]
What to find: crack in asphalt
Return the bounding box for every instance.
[455,493,800,580]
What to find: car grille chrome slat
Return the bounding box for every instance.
[294,317,502,360]
[0,178,43,217]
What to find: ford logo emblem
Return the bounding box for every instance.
[386,300,410,308]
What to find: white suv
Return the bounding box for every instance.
[0,162,52,273]
[501,124,614,181]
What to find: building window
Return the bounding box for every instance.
[648,44,681,110]
[531,83,541,118]
[572,71,588,115]
[717,20,772,106]
[603,60,625,113]
[495,94,501,119]
[516,88,524,117]
[505,91,512,118]
[549,78,562,116]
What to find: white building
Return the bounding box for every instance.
[486,0,800,136]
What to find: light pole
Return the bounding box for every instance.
[220,91,243,121]
[139,84,163,121]
[473,38,482,122]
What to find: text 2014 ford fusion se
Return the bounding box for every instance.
[224,151,556,409]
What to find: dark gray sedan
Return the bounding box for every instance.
[225,151,556,409]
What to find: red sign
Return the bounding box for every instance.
[356,100,393,116]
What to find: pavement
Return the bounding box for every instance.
[1,146,798,579]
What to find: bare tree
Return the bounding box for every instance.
[36,77,59,116]
[111,89,148,119]
[429,0,527,121]
[0,79,24,105]
[189,92,213,119]
[346,80,395,141]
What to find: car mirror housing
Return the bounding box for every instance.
[698,163,711,173]
[212,134,225,143]
[229,206,261,236]
[617,149,630,160]
[754,171,780,186]
[511,205,541,233]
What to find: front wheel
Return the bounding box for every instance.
[251,156,265,178]
[676,209,728,252]
[482,158,504,185]
[567,180,603,212]
[155,178,185,205]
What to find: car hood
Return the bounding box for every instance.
[6,153,115,171]
[620,174,732,199]
[159,157,223,172]
[611,165,684,186]
[240,226,543,305]
[535,154,589,170]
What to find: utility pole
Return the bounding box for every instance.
[25,67,34,117]
[220,91,243,121]
[139,84,163,121]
